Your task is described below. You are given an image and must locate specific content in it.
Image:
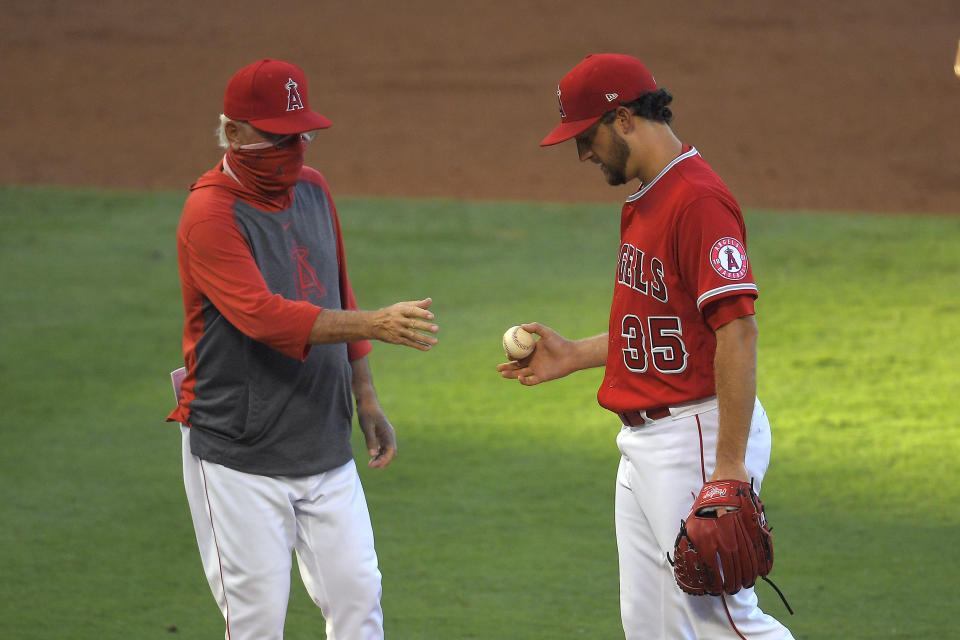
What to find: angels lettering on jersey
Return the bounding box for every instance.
[614,242,688,376]
[617,243,667,302]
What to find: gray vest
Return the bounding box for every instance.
[188,181,353,476]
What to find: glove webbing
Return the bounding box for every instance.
[666,526,794,615]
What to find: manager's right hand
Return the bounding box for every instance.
[374,297,438,351]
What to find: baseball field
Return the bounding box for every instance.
[2,186,958,638]
[2,2,959,639]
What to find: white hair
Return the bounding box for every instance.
[215,114,232,149]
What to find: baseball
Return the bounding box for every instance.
[503,325,536,360]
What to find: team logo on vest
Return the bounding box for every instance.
[710,237,749,280]
[285,78,305,112]
[557,87,566,119]
[291,242,326,301]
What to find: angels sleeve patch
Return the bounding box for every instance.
[709,237,749,280]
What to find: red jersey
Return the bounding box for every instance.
[598,146,757,414]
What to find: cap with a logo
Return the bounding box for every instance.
[540,54,657,147]
[223,58,332,134]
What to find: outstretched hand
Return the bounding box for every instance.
[496,322,575,386]
[374,297,438,351]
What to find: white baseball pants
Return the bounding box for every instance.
[181,426,384,640]
[614,398,794,640]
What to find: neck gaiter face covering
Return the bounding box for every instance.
[225,138,306,196]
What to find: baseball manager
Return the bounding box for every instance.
[168,58,438,640]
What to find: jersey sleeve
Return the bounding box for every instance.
[702,294,755,330]
[181,201,321,361]
[675,195,758,316]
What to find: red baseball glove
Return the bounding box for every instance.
[670,479,774,596]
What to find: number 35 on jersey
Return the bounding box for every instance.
[615,242,689,375]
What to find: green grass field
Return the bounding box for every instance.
[1,185,958,639]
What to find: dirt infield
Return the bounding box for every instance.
[3,1,958,213]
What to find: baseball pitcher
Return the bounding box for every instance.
[498,54,794,640]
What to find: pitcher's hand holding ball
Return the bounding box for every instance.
[502,325,536,360]
[497,322,577,386]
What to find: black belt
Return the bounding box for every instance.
[618,406,671,427]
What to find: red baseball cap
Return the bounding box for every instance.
[223,59,332,134]
[540,54,657,147]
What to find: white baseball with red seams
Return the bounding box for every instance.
[503,325,536,359]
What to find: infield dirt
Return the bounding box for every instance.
[3,1,958,214]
